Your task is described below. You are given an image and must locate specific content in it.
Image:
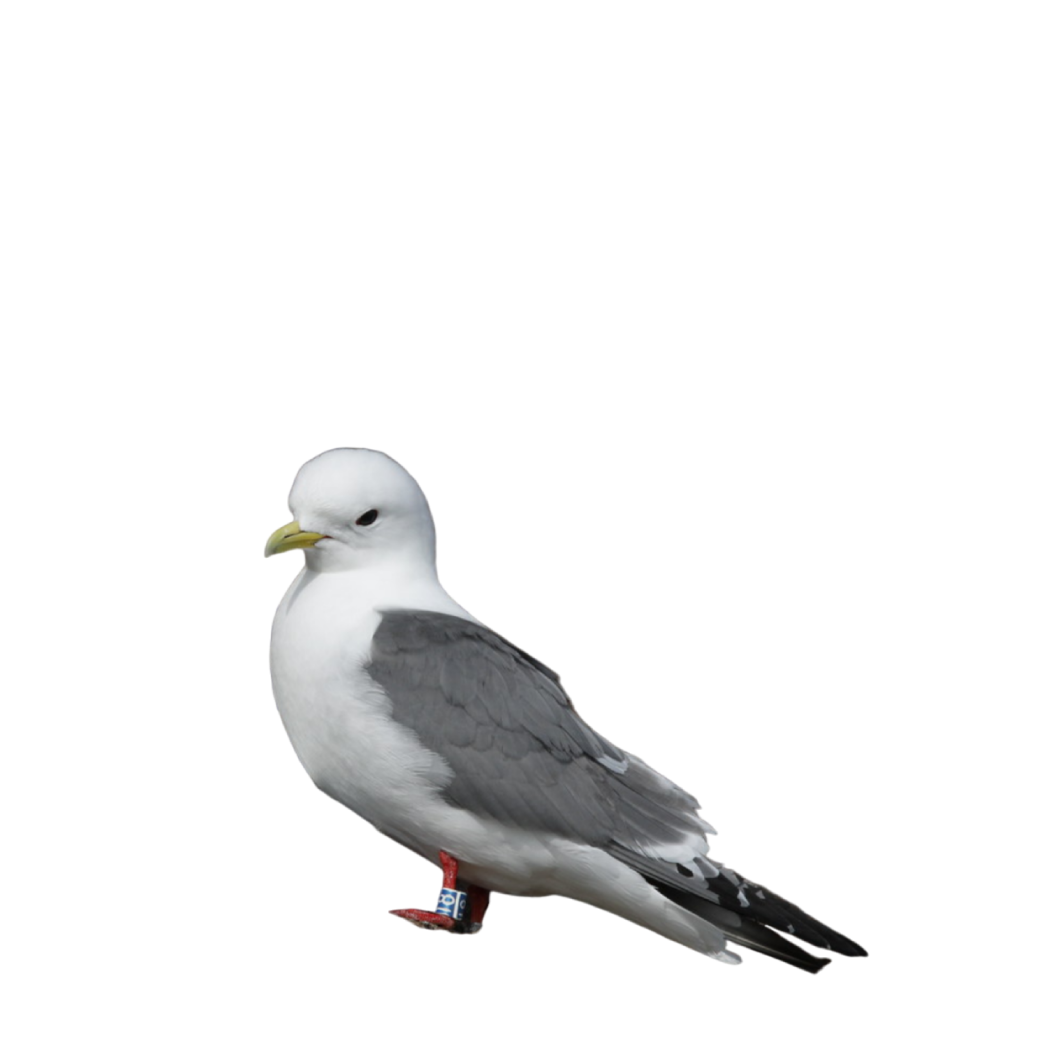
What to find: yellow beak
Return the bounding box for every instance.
[264,521,327,558]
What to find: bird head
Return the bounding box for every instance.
[265,448,436,573]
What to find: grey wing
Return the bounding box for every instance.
[368,611,868,966]
[366,610,715,872]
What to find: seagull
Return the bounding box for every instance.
[265,448,866,972]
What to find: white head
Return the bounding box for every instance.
[265,449,437,574]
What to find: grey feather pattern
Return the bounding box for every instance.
[366,610,710,857]
[366,609,867,966]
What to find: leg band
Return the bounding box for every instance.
[435,888,468,921]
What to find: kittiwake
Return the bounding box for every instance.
[265,448,866,972]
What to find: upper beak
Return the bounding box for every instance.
[264,521,327,558]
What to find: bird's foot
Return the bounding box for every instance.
[389,908,463,932]
[389,851,491,935]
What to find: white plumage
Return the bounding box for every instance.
[266,448,865,971]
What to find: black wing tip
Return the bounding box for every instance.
[643,872,866,971]
[788,926,868,959]
[834,938,868,958]
[718,874,868,959]
[764,921,868,961]
[808,955,833,974]
[729,926,867,972]
[728,929,834,974]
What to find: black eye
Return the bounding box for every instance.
[355,509,379,527]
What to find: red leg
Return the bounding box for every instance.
[466,885,490,930]
[439,850,458,889]
[391,846,492,939]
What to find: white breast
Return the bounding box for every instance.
[269,566,475,855]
